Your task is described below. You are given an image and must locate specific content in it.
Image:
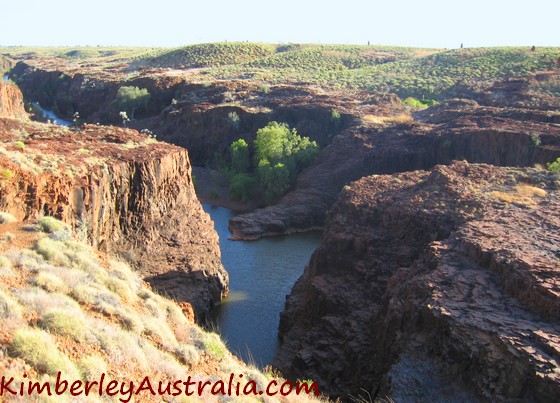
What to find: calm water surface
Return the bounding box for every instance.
[203,204,321,367]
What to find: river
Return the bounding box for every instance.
[31,102,72,126]
[1,92,317,368]
[203,203,321,368]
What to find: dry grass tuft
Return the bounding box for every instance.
[363,113,412,125]
[78,355,108,379]
[40,308,87,341]
[0,211,17,224]
[37,216,70,233]
[10,328,79,378]
[515,183,547,198]
[491,183,547,206]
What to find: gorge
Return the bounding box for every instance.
[2,44,560,401]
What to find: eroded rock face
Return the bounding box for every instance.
[275,161,560,401]
[230,98,560,239]
[0,82,26,119]
[0,118,228,318]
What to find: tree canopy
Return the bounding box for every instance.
[113,86,150,119]
[227,121,319,203]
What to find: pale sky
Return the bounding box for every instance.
[1,0,558,48]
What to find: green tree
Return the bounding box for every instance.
[230,139,249,174]
[229,173,256,202]
[257,161,290,202]
[254,122,289,163]
[113,86,150,119]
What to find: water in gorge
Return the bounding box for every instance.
[203,203,321,368]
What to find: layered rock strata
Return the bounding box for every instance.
[0,83,227,318]
[275,161,560,401]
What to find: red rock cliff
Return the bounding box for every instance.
[275,161,560,401]
[0,81,27,119]
[0,117,228,318]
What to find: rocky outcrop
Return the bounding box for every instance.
[275,161,560,401]
[0,118,228,318]
[9,61,183,124]
[8,60,401,165]
[230,99,560,239]
[0,82,27,119]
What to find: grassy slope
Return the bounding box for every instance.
[3,43,559,100]
[135,42,560,99]
[0,217,322,402]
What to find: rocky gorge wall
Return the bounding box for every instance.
[0,82,227,318]
[8,61,384,165]
[229,97,560,239]
[0,80,26,119]
[275,161,560,401]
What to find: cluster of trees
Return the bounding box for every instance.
[227,122,319,202]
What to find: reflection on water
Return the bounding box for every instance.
[204,204,321,367]
[32,102,72,126]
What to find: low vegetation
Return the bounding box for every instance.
[0,218,322,401]
[38,216,70,233]
[547,157,560,172]
[195,44,560,99]
[112,86,151,119]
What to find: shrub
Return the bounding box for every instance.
[165,302,191,342]
[403,97,436,108]
[35,237,70,267]
[252,121,319,201]
[141,341,185,379]
[143,298,162,317]
[228,111,240,129]
[254,121,289,163]
[331,109,341,128]
[113,86,151,119]
[175,344,200,366]
[14,141,25,149]
[0,168,14,180]
[259,85,270,94]
[15,287,80,316]
[202,332,228,360]
[230,138,249,174]
[114,307,143,332]
[78,355,108,379]
[31,271,68,293]
[0,289,23,319]
[530,132,542,147]
[38,217,70,233]
[10,328,78,377]
[258,161,291,202]
[0,212,17,224]
[104,277,135,302]
[40,308,87,341]
[11,249,44,271]
[142,315,178,349]
[547,157,560,172]
[229,173,256,202]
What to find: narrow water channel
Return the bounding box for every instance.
[203,204,321,368]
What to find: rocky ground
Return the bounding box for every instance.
[3,48,560,402]
[229,79,560,239]
[275,161,560,401]
[0,81,227,319]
